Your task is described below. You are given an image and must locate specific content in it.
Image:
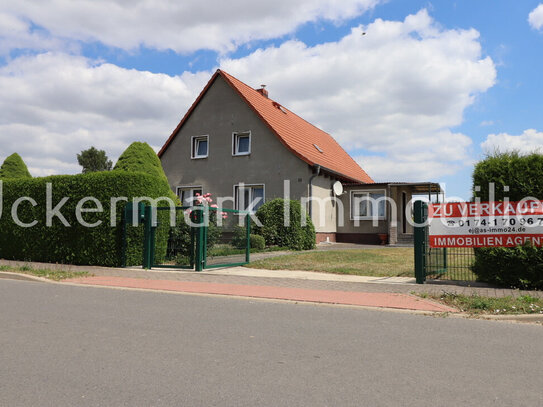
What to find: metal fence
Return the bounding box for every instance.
[131,205,251,271]
[414,201,476,283]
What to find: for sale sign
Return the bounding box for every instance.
[428,200,543,248]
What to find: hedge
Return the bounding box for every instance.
[0,171,175,267]
[113,141,169,182]
[255,198,315,250]
[472,152,543,289]
[0,153,32,179]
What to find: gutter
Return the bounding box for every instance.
[308,165,321,218]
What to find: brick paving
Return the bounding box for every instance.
[63,275,457,312]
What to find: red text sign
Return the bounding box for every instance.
[428,200,543,248]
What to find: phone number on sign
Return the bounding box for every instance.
[446,217,543,227]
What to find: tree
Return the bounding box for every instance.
[0,153,32,179]
[77,147,113,173]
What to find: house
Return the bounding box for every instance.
[159,69,441,245]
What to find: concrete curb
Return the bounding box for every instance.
[0,271,53,283]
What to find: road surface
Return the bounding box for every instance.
[0,279,541,406]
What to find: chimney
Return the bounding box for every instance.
[256,84,268,98]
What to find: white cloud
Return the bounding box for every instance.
[0,52,211,175]
[1,0,381,54]
[529,4,543,30]
[220,9,496,181]
[481,129,543,155]
[0,9,496,182]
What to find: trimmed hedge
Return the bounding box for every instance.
[114,141,169,182]
[0,153,32,179]
[255,198,315,250]
[0,171,174,266]
[472,152,543,289]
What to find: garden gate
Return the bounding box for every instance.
[413,201,476,284]
[122,204,251,271]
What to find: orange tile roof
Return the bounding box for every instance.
[159,70,374,184]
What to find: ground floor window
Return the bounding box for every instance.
[351,190,386,220]
[177,186,203,206]
[234,184,264,212]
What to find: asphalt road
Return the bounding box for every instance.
[0,280,542,407]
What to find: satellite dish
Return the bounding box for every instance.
[332,181,344,196]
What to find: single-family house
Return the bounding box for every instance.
[159,70,441,245]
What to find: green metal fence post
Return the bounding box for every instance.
[194,208,204,272]
[414,200,427,284]
[142,205,153,269]
[245,214,251,263]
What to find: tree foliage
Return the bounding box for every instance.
[77,147,113,173]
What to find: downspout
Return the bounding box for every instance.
[308,165,321,218]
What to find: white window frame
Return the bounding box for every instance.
[350,189,387,220]
[176,185,203,206]
[191,135,209,159]
[232,131,251,156]
[233,183,265,213]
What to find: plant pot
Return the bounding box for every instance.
[378,233,388,245]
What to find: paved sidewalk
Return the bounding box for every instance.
[63,275,456,312]
[63,263,543,312]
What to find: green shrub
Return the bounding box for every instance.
[255,198,315,250]
[0,153,32,179]
[165,209,221,263]
[250,234,266,250]
[472,244,543,289]
[0,171,175,267]
[231,226,266,250]
[113,141,169,182]
[472,151,543,289]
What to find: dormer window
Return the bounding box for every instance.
[191,135,208,159]
[233,131,251,156]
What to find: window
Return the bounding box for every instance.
[233,131,251,156]
[177,186,203,206]
[234,184,264,212]
[191,135,208,159]
[351,190,386,220]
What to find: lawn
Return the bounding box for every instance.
[0,265,90,281]
[246,248,414,277]
[418,292,543,315]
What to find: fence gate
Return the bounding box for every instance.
[413,201,476,283]
[138,205,251,271]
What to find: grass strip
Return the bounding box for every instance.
[0,265,90,281]
[417,292,543,315]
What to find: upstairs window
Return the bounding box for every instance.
[233,131,251,156]
[351,190,386,220]
[235,184,264,212]
[177,186,203,206]
[191,135,208,159]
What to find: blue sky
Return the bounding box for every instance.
[1,0,543,200]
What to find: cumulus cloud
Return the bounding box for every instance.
[481,129,543,155]
[220,10,496,181]
[0,9,496,182]
[2,0,381,54]
[0,52,211,175]
[529,4,543,30]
